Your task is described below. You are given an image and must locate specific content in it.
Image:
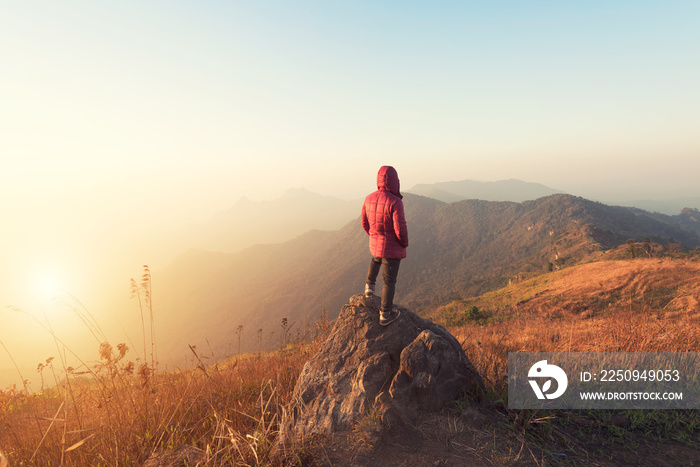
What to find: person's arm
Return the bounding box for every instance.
[361,201,370,235]
[393,200,408,248]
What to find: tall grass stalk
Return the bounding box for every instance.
[142,265,158,376]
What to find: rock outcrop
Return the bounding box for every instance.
[278,294,485,450]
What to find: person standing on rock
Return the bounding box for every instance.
[361,165,408,326]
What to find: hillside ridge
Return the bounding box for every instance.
[431,257,700,327]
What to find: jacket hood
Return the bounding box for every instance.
[376,165,402,199]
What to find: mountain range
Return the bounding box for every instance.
[178,180,698,260]
[153,192,700,365]
[406,179,564,203]
[407,179,700,215]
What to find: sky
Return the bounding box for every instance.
[1,1,699,381]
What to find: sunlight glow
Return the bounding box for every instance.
[34,272,63,300]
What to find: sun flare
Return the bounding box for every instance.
[34,272,63,300]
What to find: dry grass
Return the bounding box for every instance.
[0,346,319,466]
[444,258,700,395]
[0,308,333,467]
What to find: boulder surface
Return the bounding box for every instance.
[278,294,485,449]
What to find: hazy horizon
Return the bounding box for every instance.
[2,1,699,386]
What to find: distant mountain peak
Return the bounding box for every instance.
[407,178,564,203]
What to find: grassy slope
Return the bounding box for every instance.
[428,256,700,464]
[430,257,700,386]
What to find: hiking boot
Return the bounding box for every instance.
[379,309,401,326]
[364,284,374,297]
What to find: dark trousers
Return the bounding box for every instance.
[366,256,401,313]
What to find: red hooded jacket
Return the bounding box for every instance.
[361,166,409,259]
